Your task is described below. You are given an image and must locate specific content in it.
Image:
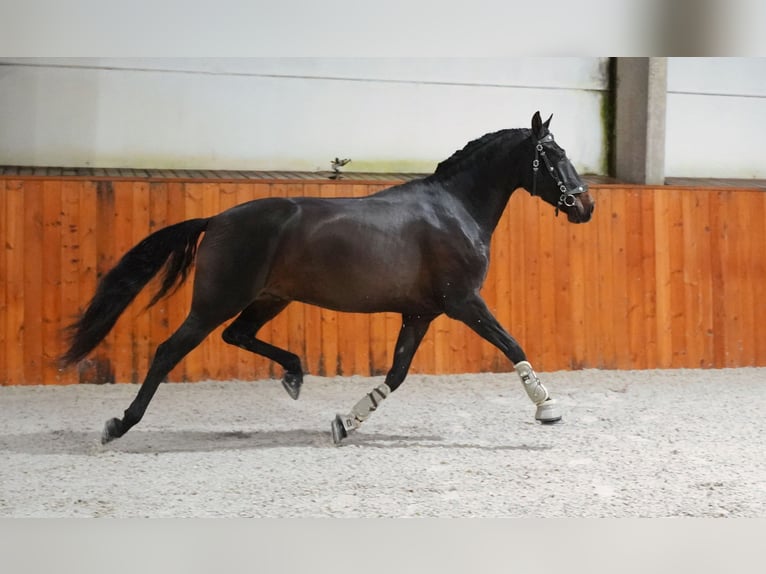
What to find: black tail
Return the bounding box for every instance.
[60,218,210,366]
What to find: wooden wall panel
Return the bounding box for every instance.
[4,180,25,384]
[1,176,765,385]
[753,192,766,367]
[22,180,43,383]
[41,180,63,384]
[0,181,6,384]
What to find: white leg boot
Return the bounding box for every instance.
[331,383,391,444]
[514,361,562,423]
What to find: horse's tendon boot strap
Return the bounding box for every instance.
[514,361,549,405]
[343,383,392,431]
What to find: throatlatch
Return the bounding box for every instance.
[331,383,391,444]
[514,361,562,423]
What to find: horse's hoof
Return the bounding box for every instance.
[282,371,302,400]
[331,415,348,445]
[101,418,121,444]
[535,399,562,424]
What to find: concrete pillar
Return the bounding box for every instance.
[614,58,667,185]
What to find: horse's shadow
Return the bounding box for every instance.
[0,428,552,455]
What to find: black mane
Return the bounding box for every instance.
[432,128,528,177]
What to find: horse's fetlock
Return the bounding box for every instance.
[286,359,303,375]
[122,408,143,427]
[514,360,549,405]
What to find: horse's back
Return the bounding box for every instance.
[195,189,487,314]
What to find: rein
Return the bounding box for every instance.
[531,133,586,216]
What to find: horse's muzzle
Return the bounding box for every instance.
[567,191,594,223]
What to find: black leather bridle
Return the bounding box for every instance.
[531,133,587,216]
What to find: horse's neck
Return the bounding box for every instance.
[440,168,519,236]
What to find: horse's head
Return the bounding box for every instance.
[524,111,594,223]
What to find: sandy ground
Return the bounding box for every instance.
[0,368,764,517]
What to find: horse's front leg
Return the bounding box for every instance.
[513,360,562,423]
[331,314,434,445]
[446,294,561,423]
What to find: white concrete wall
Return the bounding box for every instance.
[0,58,608,173]
[666,57,766,179]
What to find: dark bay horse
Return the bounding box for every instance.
[61,112,594,445]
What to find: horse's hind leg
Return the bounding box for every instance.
[102,313,219,443]
[222,298,304,399]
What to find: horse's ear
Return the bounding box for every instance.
[543,114,553,130]
[531,111,543,138]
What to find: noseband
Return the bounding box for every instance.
[531,133,586,216]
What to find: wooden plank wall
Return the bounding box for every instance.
[1,177,765,385]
